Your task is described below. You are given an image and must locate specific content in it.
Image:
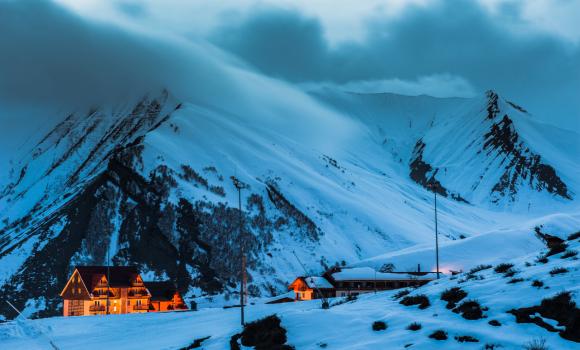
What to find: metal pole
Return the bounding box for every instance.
[238,185,245,326]
[434,187,440,279]
[106,249,110,314]
[231,176,246,326]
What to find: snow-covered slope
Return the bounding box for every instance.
[0,0,578,321]
[1,232,578,349]
[313,89,578,210]
[1,84,578,319]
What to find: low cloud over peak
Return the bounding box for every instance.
[208,1,579,131]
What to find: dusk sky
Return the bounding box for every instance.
[0,0,578,173]
[54,0,580,130]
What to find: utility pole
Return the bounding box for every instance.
[106,248,110,314]
[428,182,440,279]
[231,176,247,326]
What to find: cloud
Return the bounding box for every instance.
[302,74,477,98]
[0,0,363,180]
[209,1,580,131]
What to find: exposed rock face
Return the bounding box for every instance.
[408,91,571,204]
[484,115,570,201]
[409,140,468,202]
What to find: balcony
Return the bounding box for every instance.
[92,289,114,297]
[133,304,149,311]
[128,290,148,297]
[89,305,106,312]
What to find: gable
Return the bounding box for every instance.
[288,278,310,291]
[60,269,92,300]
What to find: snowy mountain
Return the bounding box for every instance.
[0,0,578,324]
[0,79,578,320]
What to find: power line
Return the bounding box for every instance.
[5,300,60,350]
[292,250,329,309]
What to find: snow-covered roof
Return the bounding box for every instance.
[331,267,435,281]
[263,291,295,304]
[304,276,334,289]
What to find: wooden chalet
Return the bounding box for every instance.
[288,276,335,301]
[145,281,187,312]
[60,266,187,317]
[289,267,436,301]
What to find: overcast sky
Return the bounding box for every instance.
[0,0,578,176]
[54,0,580,132]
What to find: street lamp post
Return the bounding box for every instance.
[428,182,440,279]
[231,176,247,326]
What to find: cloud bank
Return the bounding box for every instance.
[0,0,362,180]
[209,1,579,131]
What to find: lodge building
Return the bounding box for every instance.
[60,266,187,316]
[289,267,436,301]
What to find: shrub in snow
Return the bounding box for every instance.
[453,300,485,320]
[441,287,467,309]
[546,242,568,257]
[503,268,518,277]
[346,294,358,302]
[406,322,422,331]
[531,280,544,288]
[428,330,448,340]
[239,315,294,350]
[568,231,580,241]
[561,250,577,259]
[379,263,395,272]
[536,255,549,264]
[469,264,492,274]
[393,289,411,300]
[509,291,580,342]
[464,273,484,282]
[523,338,548,350]
[549,267,568,276]
[508,278,524,284]
[488,319,501,327]
[400,294,430,309]
[483,343,503,349]
[372,321,387,331]
[179,336,210,350]
[494,263,514,273]
[454,335,479,343]
[209,185,225,196]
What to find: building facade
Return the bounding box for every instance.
[60,266,187,316]
[288,276,335,301]
[289,267,436,301]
